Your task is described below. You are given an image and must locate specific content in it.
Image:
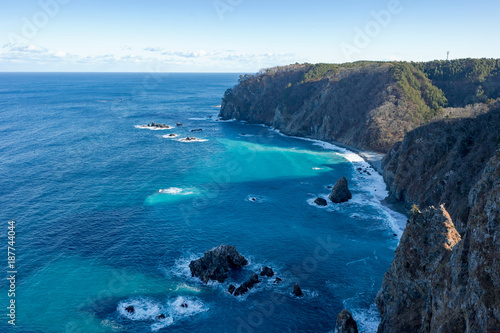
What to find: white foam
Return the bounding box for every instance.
[177,138,209,143]
[118,297,163,321]
[236,122,405,235]
[188,117,212,121]
[279,135,406,237]
[158,187,197,195]
[135,125,172,130]
[350,303,380,333]
[118,295,208,331]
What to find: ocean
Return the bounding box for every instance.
[0,73,406,333]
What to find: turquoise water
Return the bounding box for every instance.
[0,73,405,332]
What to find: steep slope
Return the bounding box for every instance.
[220,62,449,153]
[382,102,500,233]
[376,152,500,332]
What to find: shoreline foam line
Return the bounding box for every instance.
[222,119,407,236]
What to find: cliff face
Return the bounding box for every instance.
[220,63,435,153]
[382,103,500,233]
[376,154,500,332]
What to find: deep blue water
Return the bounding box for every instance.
[0,73,406,333]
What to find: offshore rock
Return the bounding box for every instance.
[314,197,328,206]
[260,266,274,277]
[329,177,352,203]
[335,309,358,333]
[233,273,260,296]
[189,245,248,283]
[292,283,303,297]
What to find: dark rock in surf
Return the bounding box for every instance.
[260,266,274,277]
[335,309,359,333]
[189,244,248,283]
[157,314,166,320]
[314,197,328,206]
[125,305,135,313]
[233,273,261,296]
[329,177,352,203]
[180,303,188,308]
[228,284,236,294]
[293,283,303,297]
[273,277,282,284]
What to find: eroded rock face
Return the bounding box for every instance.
[376,205,461,332]
[329,177,352,203]
[189,245,248,283]
[377,159,500,333]
[335,309,358,333]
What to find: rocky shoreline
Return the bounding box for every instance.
[217,62,500,332]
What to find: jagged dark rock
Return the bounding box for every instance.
[176,122,183,126]
[314,197,328,206]
[228,284,236,294]
[292,283,303,297]
[180,303,188,308]
[125,305,134,314]
[233,273,261,296]
[273,277,282,284]
[189,245,248,283]
[233,285,248,296]
[335,309,358,333]
[157,314,166,320]
[260,266,274,277]
[329,177,352,203]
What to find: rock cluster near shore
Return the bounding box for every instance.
[335,309,358,333]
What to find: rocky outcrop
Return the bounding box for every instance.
[335,309,358,333]
[377,151,500,332]
[189,245,248,283]
[329,177,352,203]
[375,205,462,332]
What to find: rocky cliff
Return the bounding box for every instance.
[382,103,500,233]
[219,60,500,332]
[376,153,500,332]
[219,61,497,153]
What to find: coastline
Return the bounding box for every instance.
[223,119,409,234]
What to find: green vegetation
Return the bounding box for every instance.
[416,58,500,106]
[392,62,448,122]
[301,61,382,82]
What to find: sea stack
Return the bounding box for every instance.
[335,309,358,333]
[292,283,303,297]
[329,177,352,203]
[189,245,248,283]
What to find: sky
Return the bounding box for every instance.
[0,0,499,72]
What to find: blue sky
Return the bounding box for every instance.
[0,0,498,72]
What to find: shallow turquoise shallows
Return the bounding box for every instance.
[0,73,406,333]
